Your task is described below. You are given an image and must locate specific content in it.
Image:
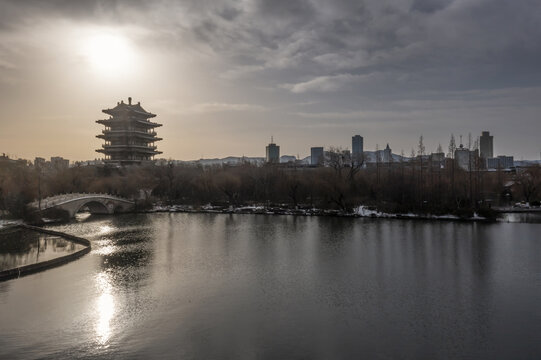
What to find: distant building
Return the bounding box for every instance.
[430,152,445,162]
[352,135,363,156]
[96,97,163,164]
[429,152,446,169]
[34,157,46,168]
[0,154,29,167]
[455,147,469,170]
[454,144,478,171]
[480,131,493,159]
[73,159,105,167]
[383,144,392,163]
[498,156,514,169]
[311,147,324,166]
[486,158,498,169]
[487,156,514,169]
[50,156,69,169]
[266,138,280,163]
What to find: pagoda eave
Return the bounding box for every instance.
[97,133,163,142]
[102,109,156,118]
[96,119,161,128]
[97,146,160,154]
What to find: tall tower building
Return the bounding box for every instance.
[96,98,162,164]
[479,131,493,159]
[310,147,324,166]
[352,135,363,155]
[266,137,280,163]
[383,144,392,163]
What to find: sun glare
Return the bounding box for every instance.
[83,33,137,76]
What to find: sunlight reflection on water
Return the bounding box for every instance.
[98,225,113,235]
[95,272,115,346]
[95,244,116,256]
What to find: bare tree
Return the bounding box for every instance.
[327,146,350,178]
[448,134,456,159]
[348,151,365,181]
[418,135,426,208]
[515,165,541,203]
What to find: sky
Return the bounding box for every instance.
[0,0,540,161]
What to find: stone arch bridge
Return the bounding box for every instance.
[29,193,135,218]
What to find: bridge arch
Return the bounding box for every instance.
[75,200,111,216]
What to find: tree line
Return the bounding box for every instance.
[1,157,540,220]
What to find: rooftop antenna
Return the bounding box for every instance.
[271,135,274,144]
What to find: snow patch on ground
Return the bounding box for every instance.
[354,205,483,221]
[149,203,487,221]
[0,219,22,229]
[355,206,384,217]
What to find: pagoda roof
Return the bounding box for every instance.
[102,100,156,118]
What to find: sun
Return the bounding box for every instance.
[82,33,137,76]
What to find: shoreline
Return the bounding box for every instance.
[145,204,496,222]
[4,203,539,229]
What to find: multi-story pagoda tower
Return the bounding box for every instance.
[96,97,162,164]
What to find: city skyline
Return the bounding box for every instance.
[1,0,541,161]
[2,125,534,164]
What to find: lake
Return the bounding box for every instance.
[0,213,540,359]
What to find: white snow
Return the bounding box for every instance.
[355,205,383,217]
[353,205,485,221]
[0,219,22,229]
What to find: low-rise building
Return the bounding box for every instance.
[50,156,69,169]
[487,156,514,169]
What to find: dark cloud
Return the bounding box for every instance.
[0,0,151,29]
[2,0,540,91]
[410,0,454,14]
[257,0,315,19]
[217,6,242,21]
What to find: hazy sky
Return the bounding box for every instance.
[1,0,540,161]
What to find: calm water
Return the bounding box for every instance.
[0,228,85,271]
[0,213,540,359]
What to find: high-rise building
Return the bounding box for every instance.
[96,98,162,164]
[266,138,280,163]
[480,131,493,159]
[352,135,364,165]
[352,135,363,155]
[383,144,392,163]
[311,147,324,166]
